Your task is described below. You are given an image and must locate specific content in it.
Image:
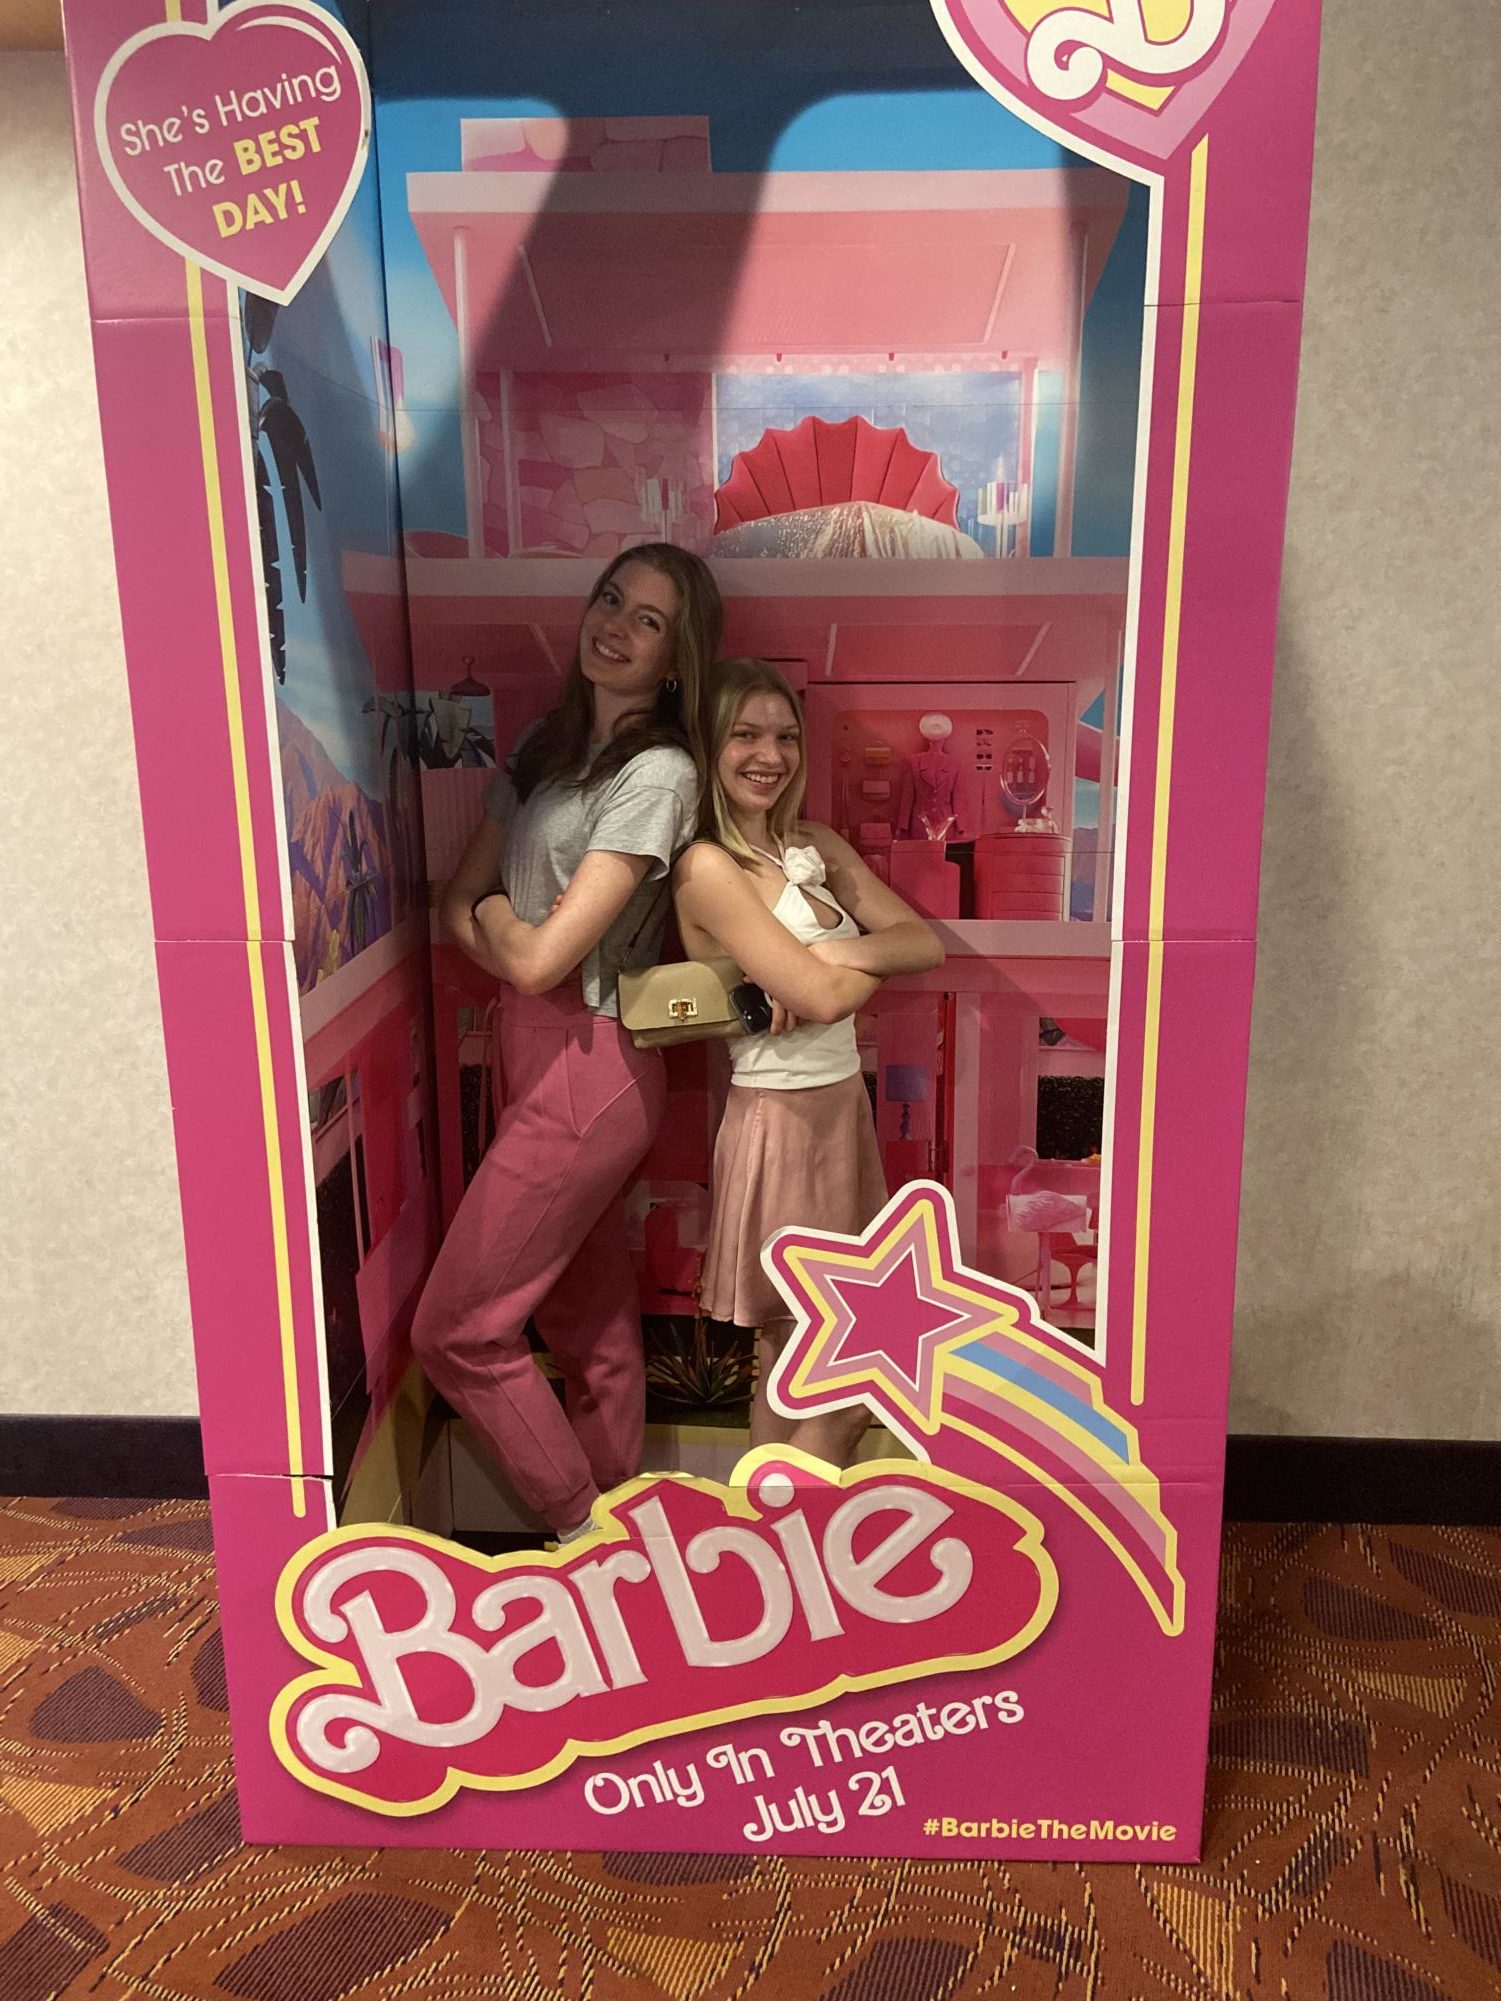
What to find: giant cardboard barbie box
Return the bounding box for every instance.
[61,0,1321,1852]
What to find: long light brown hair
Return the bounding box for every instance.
[698,658,808,869]
[512,544,722,803]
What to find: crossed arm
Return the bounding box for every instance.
[802,826,947,981]
[439,814,651,996]
[673,828,943,1028]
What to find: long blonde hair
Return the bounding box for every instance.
[698,659,808,868]
[512,543,722,802]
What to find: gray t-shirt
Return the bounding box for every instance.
[482,738,697,1017]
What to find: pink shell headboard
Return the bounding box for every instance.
[714,415,961,532]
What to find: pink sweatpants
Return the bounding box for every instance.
[411,986,665,1530]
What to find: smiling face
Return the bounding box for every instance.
[717,689,802,829]
[578,558,681,710]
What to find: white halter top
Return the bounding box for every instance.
[729,843,864,1091]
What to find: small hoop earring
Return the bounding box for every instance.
[663,677,679,694]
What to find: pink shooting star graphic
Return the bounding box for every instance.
[762,1182,1186,1633]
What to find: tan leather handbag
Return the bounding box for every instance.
[618,956,762,1049]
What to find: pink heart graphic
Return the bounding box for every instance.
[93,0,370,305]
[930,0,1276,169]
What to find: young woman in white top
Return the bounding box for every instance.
[412,544,721,1541]
[674,658,944,1466]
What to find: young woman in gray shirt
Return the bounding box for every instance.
[411,545,721,1542]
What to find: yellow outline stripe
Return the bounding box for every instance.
[184,261,306,1516]
[1131,140,1209,1409]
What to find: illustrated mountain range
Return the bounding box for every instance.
[277,701,395,992]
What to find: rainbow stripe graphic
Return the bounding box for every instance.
[763,1181,1184,1634]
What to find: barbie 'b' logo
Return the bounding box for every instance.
[931,0,1269,164]
[1023,1,1231,104]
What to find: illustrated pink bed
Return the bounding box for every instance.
[713,414,982,559]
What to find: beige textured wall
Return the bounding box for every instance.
[4,9,1497,1435]
[0,54,197,1416]
[1230,0,1501,1439]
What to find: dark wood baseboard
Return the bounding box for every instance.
[1223,1434,1499,1525]
[2,1418,1496,1523]
[1,1416,208,1500]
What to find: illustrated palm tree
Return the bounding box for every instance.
[418,691,496,768]
[243,293,321,684]
[365,693,422,768]
[363,694,421,910]
[341,809,378,957]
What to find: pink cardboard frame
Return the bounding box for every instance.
[61,0,1321,1852]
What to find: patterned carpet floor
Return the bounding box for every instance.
[0,1503,1497,2001]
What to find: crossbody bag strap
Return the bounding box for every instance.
[618,839,691,972]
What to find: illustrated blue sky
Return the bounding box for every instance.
[256,148,395,795]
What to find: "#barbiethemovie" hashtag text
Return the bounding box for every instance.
[925,1816,1178,1842]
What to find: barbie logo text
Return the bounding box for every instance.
[272,1456,1056,1814]
[1022,0,1231,102]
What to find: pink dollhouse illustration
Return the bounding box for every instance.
[327,111,1132,1511]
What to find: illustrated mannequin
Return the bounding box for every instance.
[897,712,964,840]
